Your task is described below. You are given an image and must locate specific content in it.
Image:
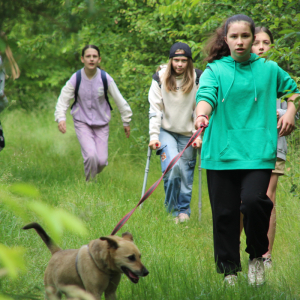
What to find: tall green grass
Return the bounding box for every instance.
[1,107,300,299]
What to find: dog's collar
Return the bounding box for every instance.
[83,245,114,278]
[75,245,117,281]
[86,245,115,278]
[75,251,84,284]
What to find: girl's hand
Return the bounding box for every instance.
[58,121,66,134]
[124,125,130,138]
[278,111,295,136]
[195,116,209,130]
[277,111,279,120]
[192,139,202,149]
[149,140,161,150]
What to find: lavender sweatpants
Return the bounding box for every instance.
[73,119,109,181]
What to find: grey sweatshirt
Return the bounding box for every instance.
[276,99,299,161]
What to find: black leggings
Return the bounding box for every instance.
[207,169,273,274]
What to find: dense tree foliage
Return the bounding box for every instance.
[0,1,299,295]
[1,0,299,126]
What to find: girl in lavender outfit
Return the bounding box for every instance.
[55,45,132,181]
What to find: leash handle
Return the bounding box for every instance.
[110,124,207,235]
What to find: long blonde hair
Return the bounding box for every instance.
[0,33,20,80]
[162,51,194,94]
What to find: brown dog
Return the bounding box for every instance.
[23,223,149,300]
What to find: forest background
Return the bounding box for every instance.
[1,0,300,299]
[2,0,300,128]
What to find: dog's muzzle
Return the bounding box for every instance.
[121,266,149,284]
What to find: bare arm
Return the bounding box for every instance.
[277,93,299,136]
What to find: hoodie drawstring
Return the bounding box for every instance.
[222,60,258,103]
[222,61,236,102]
[250,62,258,101]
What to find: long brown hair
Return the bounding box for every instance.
[0,33,20,80]
[162,52,195,94]
[204,14,255,63]
[4,46,20,80]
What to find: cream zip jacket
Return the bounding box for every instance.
[149,66,200,141]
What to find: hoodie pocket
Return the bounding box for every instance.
[219,128,276,162]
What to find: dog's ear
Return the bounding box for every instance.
[122,232,133,242]
[100,236,119,249]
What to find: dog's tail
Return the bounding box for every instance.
[23,222,62,255]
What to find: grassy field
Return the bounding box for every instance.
[1,106,300,299]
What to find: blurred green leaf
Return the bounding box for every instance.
[0,295,13,300]
[9,183,40,198]
[28,201,87,242]
[57,209,88,236]
[279,29,296,35]
[0,190,28,221]
[0,244,26,278]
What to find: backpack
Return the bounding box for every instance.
[71,69,113,110]
[152,68,203,88]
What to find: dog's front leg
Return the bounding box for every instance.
[45,286,62,300]
[104,274,121,300]
[104,292,116,300]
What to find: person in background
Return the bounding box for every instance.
[148,42,202,223]
[0,32,20,151]
[0,32,20,112]
[195,15,299,286]
[55,45,132,181]
[250,26,299,268]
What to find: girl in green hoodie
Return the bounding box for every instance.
[195,14,299,285]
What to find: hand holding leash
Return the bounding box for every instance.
[195,114,209,130]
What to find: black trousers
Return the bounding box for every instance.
[207,169,273,274]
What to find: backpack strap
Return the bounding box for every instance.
[152,72,161,88]
[195,68,203,85]
[71,70,82,110]
[101,69,113,111]
[70,69,113,111]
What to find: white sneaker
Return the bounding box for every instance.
[178,213,190,223]
[263,255,272,270]
[224,274,237,286]
[248,258,265,286]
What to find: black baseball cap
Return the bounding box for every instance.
[169,42,192,60]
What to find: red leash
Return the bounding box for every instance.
[111,124,207,235]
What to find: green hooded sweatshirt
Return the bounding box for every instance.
[196,53,299,170]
